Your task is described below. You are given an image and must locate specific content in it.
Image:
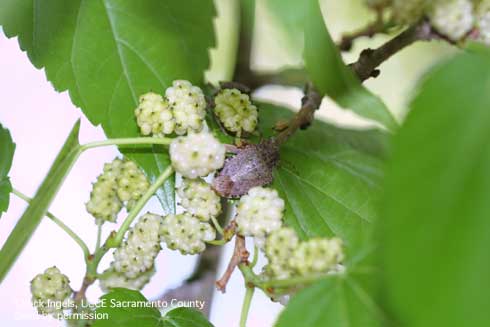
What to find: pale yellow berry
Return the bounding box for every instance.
[429,0,474,41]
[236,187,285,242]
[30,267,73,316]
[289,238,344,276]
[177,178,221,221]
[214,88,258,135]
[112,213,164,278]
[99,267,155,292]
[116,159,150,210]
[264,227,299,279]
[165,80,206,135]
[135,92,174,136]
[169,132,226,179]
[159,213,216,255]
[86,159,123,223]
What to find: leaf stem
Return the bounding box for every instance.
[239,286,255,327]
[210,215,224,235]
[80,137,172,151]
[11,188,90,261]
[95,219,103,252]
[250,245,258,269]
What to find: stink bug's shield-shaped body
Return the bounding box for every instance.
[212,140,280,198]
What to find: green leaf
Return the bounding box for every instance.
[276,245,385,327]
[259,102,388,251]
[162,307,214,327]
[0,120,81,283]
[0,178,12,216]
[0,0,217,214]
[93,288,214,327]
[93,288,160,327]
[263,0,306,49]
[379,48,490,326]
[304,0,398,131]
[0,123,15,217]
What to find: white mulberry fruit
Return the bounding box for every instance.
[169,132,226,179]
[165,80,206,135]
[264,227,299,279]
[289,238,344,276]
[214,88,258,135]
[159,213,216,255]
[99,267,155,292]
[235,187,284,242]
[177,178,221,221]
[30,267,73,316]
[86,159,123,222]
[116,159,150,210]
[429,0,474,41]
[475,0,490,44]
[112,213,164,278]
[135,92,174,136]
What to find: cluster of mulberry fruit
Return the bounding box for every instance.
[365,0,490,44]
[264,228,344,280]
[86,158,149,222]
[233,186,344,280]
[135,81,259,138]
[31,78,347,317]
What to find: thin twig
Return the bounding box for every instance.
[216,235,249,292]
[350,20,434,81]
[12,188,91,260]
[338,14,392,51]
[274,83,322,145]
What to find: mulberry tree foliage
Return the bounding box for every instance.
[1,0,490,327]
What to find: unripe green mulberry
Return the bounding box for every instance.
[112,213,164,278]
[263,227,299,279]
[116,159,150,210]
[214,88,258,135]
[165,80,207,135]
[177,178,221,221]
[135,92,174,136]
[235,187,285,243]
[30,267,73,316]
[99,267,155,292]
[428,0,474,41]
[289,238,344,276]
[159,213,216,255]
[169,132,226,179]
[86,159,123,222]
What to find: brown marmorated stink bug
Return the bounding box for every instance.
[212,139,280,198]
